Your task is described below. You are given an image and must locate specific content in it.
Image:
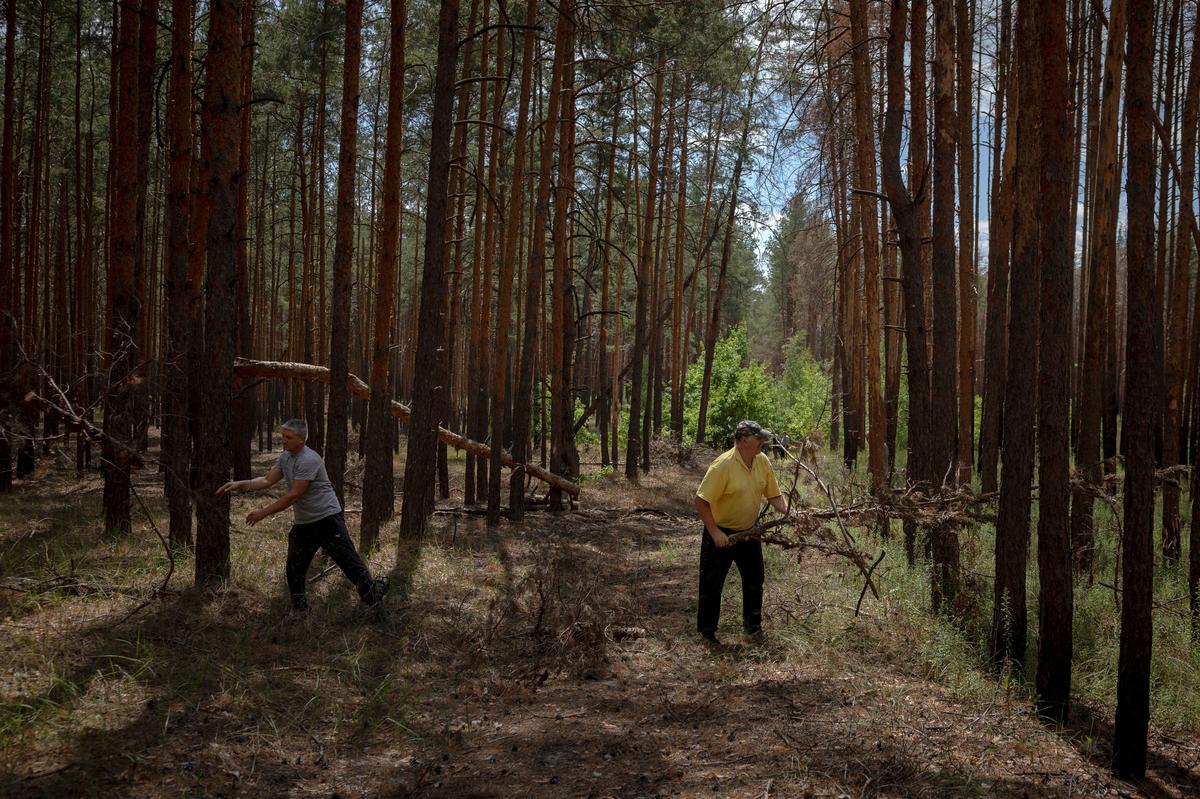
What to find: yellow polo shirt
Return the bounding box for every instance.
[696,447,782,531]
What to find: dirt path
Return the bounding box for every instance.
[2,460,1198,797]
[366,483,1198,799]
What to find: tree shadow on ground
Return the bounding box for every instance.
[1,581,407,798]
[378,669,1110,798]
[1051,702,1200,798]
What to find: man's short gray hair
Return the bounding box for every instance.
[281,419,308,438]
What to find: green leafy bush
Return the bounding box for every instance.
[683,324,777,448]
[773,331,833,442]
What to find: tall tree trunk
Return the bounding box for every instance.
[929,0,959,611]
[912,0,932,365]
[0,0,17,492]
[549,0,579,506]
[133,0,157,381]
[195,0,243,585]
[628,58,665,474]
[398,0,460,539]
[1186,6,1200,641]
[990,0,1041,667]
[978,0,1015,494]
[488,0,537,524]
[512,6,568,512]
[439,0,482,504]
[1113,0,1155,777]
[232,0,255,479]
[463,0,492,501]
[883,0,932,572]
[669,86,690,443]
[1034,0,1074,723]
[163,0,195,550]
[848,0,886,494]
[103,0,145,536]
[598,98,618,464]
[1070,0,1125,573]
[954,0,975,481]
[1162,0,1199,569]
[327,0,364,505]
[361,0,408,552]
[20,2,50,480]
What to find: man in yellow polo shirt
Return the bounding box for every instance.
[695,419,796,644]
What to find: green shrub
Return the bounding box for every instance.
[683,324,776,447]
[773,331,833,441]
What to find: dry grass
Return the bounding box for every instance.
[0,440,1197,797]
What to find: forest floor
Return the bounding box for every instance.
[2,440,1199,798]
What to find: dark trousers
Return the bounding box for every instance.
[286,512,373,609]
[697,525,764,635]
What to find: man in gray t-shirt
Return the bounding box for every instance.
[276,445,343,524]
[217,419,388,612]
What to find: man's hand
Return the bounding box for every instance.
[245,508,270,526]
[709,528,732,548]
[216,480,242,496]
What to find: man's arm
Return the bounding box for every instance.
[695,495,731,547]
[217,467,283,496]
[766,493,800,519]
[245,479,308,526]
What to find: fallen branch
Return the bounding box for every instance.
[22,391,144,468]
[234,358,579,498]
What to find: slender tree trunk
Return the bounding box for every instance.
[163,0,195,550]
[459,0,483,505]
[883,0,932,572]
[487,0,537,523]
[1162,0,1198,569]
[1113,0,1155,777]
[549,0,579,506]
[231,0,255,480]
[1034,0,1074,723]
[194,0,243,586]
[361,0,407,552]
[0,0,18,491]
[1072,0,1126,570]
[327,0,364,505]
[512,4,568,514]
[954,0,975,481]
[990,0,1041,667]
[598,98,618,464]
[670,86,690,443]
[912,0,932,363]
[628,58,665,473]
[1187,10,1200,641]
[103,0,144,536]
[929,0,959,611]
[849,0,886,494]
[398,0,460,539]
[133,0,157,420]
[978,0,1014,494]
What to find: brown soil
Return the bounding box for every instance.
[1,451,1198,798]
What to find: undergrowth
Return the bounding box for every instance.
[787,456,1200,737]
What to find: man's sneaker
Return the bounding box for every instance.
[364,576,390,607]
[744,628,765,645]
[700,630,720,647]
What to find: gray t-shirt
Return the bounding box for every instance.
[276,446,343,524]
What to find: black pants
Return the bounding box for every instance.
[697,525,764,635]
[286,512,373,609]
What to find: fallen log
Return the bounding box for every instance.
[233,357,580,498]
